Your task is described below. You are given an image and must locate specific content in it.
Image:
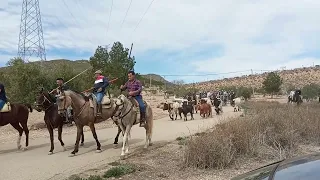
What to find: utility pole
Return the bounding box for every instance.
[251,69,255,97]
[149,75,152,87]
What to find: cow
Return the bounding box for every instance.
[169,101,183,120]
[181,101,194,121]
[212,97,223,115]
[232,97,244,112]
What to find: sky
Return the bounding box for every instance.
[1,0,320,83]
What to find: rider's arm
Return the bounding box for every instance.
[120,81,128,90]
[101,77,109,89]
[131,81,142,96]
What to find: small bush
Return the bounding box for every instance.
[67,175,102,180]
[184,102,320,169]
[103,164,136,178]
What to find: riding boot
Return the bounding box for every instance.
[140,111,146,127]
[96,104,102,118]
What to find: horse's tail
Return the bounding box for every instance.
[25,103,33,112]
[146,106,153,139]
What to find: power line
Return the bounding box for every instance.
[130,0,156,36]
[120,0,133,30]
[106,0,114,38]
[157,69,275,77]
[58,0,99,46]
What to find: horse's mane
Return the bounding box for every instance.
[65,89,90,101]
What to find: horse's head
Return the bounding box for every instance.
[56,90,72,116]
[112,94,128,120]
[34,87,54,112]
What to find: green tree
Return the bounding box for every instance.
[237,86,252,100]
[89,42,136,89]
[302,83,320,100]
[6,57,47,103]
[262,72,283,98]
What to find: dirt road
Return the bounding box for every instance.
[0,106,240,180]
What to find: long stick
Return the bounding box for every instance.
[81,78,119,93]
[50,68,89,94]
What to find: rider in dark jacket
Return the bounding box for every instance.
[0,83,7,109]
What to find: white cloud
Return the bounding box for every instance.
[0,0,320,82]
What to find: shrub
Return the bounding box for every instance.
[184,102,320,169]
[103,164,136,178]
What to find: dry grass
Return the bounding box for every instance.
[184,101,320,169]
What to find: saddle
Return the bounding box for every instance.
[89,94,113,109]
[0,102,11,113]
[128,97,147,112]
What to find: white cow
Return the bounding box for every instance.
[233,97,244,112]
[169,101,182,120]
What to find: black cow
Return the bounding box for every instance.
[181,101,194,121]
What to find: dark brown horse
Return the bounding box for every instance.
[35,88,84,155]
[0,103,32,150]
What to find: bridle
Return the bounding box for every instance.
[57,91,87,118]
[35,92,54,111]
[112,95,134,120]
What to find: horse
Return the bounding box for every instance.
[56,90,116,156]
[113,94,153,159]
[0,103,32,150]
[34,88,84,155]
[198,102,212,118]
[232,97,244,112]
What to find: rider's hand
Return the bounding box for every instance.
[129,92,134,96]
[120,85,124,89]
[98,88,102,92]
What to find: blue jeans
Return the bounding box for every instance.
[134,95,145,113]
[94,92,104,104]
[0,99,5,109]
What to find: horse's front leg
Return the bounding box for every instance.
[89,123,101,152]
[113,126,122,147]
[70,125,83,156]
[46,124,54,155]
[120,129,129,159]
[80,131,84,146]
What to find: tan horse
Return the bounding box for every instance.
[113,94,153,159]
[56,90,116,156]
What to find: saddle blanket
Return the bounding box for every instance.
[0,102,11,113]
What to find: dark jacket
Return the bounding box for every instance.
[93,75,109,93]
[0,83,7,102]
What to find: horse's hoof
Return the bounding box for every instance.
[143,145,148,149]
[69,153,77,157]
[80,143,84,147]
[62,146,67,151]
[120,155,126,160]
[149,142,153,146]
[22,147,28,151]
[113,144,118,149]
[17,145,22,150]
[96,150,102,153]
[48,152,53,155]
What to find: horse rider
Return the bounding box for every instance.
[55,78,73,125]
[120,70,146,127]
[93,70,109,118]
[0,83,7,110]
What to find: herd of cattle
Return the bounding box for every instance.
[158,91,244,121]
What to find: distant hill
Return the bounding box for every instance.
[0,59,173,86]
[185,66,320,91]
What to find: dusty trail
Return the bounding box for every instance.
[0,106,240,180]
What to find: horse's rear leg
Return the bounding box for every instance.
[10,123,23,150]
[89,123,101,152]
[57,124,66,151]
[81,131,84,146]
[20,122,29,149]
